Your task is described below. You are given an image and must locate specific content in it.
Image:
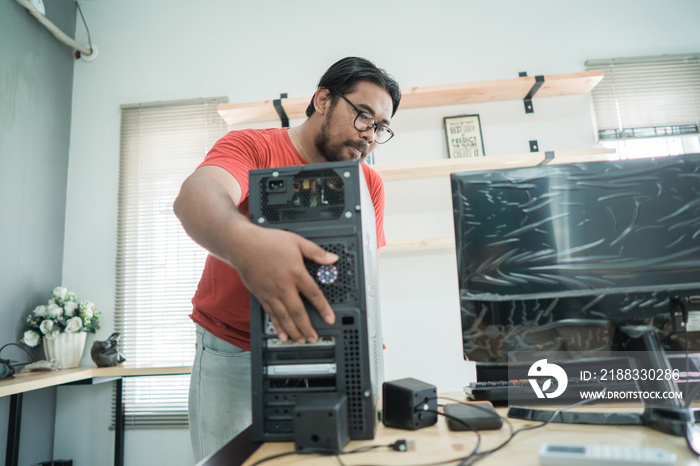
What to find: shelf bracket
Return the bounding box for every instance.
[273,93,289,128]
[538,150,555,166]
[522,74,545,114]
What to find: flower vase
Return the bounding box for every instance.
[43,332,87,369]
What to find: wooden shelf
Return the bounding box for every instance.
[218,96,310,127]
[383,236,455,254]
[217,70,604,126]
[372,148,617,181]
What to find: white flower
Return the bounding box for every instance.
[46,303,63,318]
[80,301,95,318]
[33,305,47,317]
[64,316,83,333]
[39,319,55,335]
[22,330,40,347]
[52,286,68,300]
[63,301,78,316]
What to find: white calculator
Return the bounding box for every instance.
[539,443,677,466]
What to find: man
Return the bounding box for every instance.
[173,56,401,461]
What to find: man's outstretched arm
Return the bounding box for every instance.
[173,165,336,343]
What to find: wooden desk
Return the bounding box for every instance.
[1,365,191,466]
[203,394,700,466]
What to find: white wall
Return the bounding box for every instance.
[59,1,700,464]
[1,1,76,464]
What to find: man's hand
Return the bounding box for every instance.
[235,226,338,344]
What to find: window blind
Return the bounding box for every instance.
[586,53,700,140]
[115,97,227,427]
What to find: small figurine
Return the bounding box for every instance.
[91,332,126,367]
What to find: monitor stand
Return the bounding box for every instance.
[508,323,700,441]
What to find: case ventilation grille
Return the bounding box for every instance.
[343,327,365,433]
[304,243,358,305]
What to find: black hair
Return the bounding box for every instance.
[305,57,401,118]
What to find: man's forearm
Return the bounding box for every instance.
[173,172,253,268]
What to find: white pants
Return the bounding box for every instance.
[188,324,252,463]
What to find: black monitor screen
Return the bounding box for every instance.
[451,154,700,364]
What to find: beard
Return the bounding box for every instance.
[314,118,370,163]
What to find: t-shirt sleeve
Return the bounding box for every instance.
[362,164,386,248]
[197,131,268,203]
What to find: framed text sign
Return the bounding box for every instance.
[444,114,485,158]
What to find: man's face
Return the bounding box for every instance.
[314,81,393,163]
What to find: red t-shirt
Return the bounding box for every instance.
[189,128,386,350]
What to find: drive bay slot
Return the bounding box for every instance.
[266,363,336,376]
[264,421,292,434]
[265,347,335,363]
[266,392,301,405]
[265,406,294,420]
[266,336,335,347]
[266,376,336,390]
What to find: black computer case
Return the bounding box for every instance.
[248,161,384,442]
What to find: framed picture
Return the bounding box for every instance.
[444,114,485,158]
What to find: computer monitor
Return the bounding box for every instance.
[451,153,700,438]
[451,154,700,377]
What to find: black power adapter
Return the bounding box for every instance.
[444,402,503,431]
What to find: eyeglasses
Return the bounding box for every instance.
[330,90,394,144]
